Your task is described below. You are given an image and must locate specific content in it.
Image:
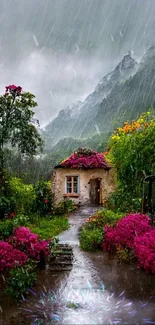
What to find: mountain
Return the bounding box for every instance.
[43,51,138,147]
[43,46,155,152]
[43,101,82,146]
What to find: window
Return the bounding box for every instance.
[66,176,79,194]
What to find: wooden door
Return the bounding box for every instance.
[90,178,101,205]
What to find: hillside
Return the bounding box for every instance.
[43,46,155,151]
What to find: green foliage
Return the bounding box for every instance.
[28,216,69,240]
[79,209,123,251]
[107,112,155,212]
[0,171,15,217]
[0,89,43,159]
[13,214,30,227]
[6,261,37,300]
[54,199,77,214]
[0,86,43,218]
[34,181,54,216]
[106,190,142,213]
[0,219,14,240]
[10,177,36,215]
[79,227,103,251]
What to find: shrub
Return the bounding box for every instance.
[0,241,28,271]
[34,181,54,216]
[10,177,36,215]
[9,227,49,261]
[79,228,103,251]
[106,190,142,213]
[64,199,77,212]
[108,112,155,212]
[6,260,37,299]
[102,213,152,252]
[0,219,14,240]
[54,199,77,214]
[134,229,155,273]
[13,214,30,227]
[84,209,123,230]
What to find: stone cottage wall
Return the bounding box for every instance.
[51,168,115,205]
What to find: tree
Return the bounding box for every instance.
[0,84,43,218]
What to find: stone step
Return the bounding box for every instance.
[53,250,73,254]
[52,260,73,265]
[49,255,73,262]
[49,265,72,271]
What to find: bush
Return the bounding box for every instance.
[10,177,36,215]
[0,241,28,271]
[134,229,155,273]
[6,261,37,299]
[102,213,152,253]
[13,214,30,227]
[34,181,54,216]
[54,199,77,214]
[0,219,14,240]
[84,209,123,231]
[107,113,155,212]
[106,190,142,213]
[9,227,49,261]
[79,228,103,251]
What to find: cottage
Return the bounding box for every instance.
[52,148,115,206]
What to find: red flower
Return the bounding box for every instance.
[44,199,48,204]
[8,212,16,219]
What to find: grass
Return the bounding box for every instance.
[28,215,69,240]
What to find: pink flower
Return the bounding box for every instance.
[5,85,22,96]
[9,227,49,261]
[44,199,48,204]
[0,241,28,271]
[60,148,110,169]
[102,213,152,253]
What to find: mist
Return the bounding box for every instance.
[0,0,155,126]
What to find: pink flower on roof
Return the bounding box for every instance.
[59,148,111,169]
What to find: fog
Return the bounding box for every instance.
[0,0,155,125]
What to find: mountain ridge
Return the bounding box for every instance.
[43,46,155,151]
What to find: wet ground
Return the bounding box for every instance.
[1,206,155,324]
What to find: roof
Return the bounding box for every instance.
[55,148,111,170]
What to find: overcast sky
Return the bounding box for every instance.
[0,0,155,126]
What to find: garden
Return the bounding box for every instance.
[0,85,74,302]
[80,112,155,275]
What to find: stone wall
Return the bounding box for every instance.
[51,167,115,205]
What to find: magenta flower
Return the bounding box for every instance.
[9,227,49,261]
[0,241,28,271]
[59,148,110,169]
[5,84,22,96]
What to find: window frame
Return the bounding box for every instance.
[65,175,80,196]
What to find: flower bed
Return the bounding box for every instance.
[102,213,152,252]
[134,229,155,273]
[0,241,28,271]
[9,227,49,261]
[102,213,155,274]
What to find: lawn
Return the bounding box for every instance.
[28,215,69,239]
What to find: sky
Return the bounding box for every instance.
[0,0,155,126]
